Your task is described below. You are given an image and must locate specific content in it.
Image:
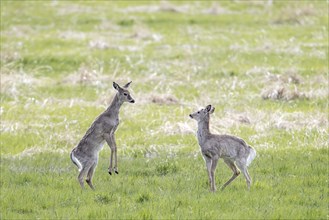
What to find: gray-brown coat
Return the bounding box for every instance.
[190,105,256,192]
[70,81,134,189]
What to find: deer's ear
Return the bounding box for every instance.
[113,82,121,91]
[209,107,215,114]
[123,81,132,88]
[206,105,212,112]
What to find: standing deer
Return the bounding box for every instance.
[189,105,256,192]
[70,81,135,189]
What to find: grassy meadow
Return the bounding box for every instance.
[1,1,328,219]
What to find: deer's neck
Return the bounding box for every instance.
[105,94,123,116]
[197,118,211,145]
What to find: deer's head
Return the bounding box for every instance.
[113,81,135,103]
[189,105,215,122]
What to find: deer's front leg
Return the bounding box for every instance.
[210,157,219,192]
[204,156,213,192]
[104,133,116,175]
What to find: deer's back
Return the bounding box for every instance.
[201,134,250,160]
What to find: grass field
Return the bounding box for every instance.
[1,1,328,219]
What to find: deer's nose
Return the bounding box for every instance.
[189,114,193,118]
[130,99,135,103]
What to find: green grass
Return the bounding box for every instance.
[1,1,328,219]
[1,148,327,219]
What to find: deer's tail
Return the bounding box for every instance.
[70,150,82,172]
[246,146,256,167]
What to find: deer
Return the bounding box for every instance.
[189,105,256,192]
[70,81,135,189]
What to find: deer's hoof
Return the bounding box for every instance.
[115,171,119,174]
[108,171,112,175]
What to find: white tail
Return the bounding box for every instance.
[246,147,256,167]
[70,151,82,172]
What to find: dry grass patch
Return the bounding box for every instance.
[58,30,86,40]
[230,41,304,56]
[1,72,45,100]
[150,94,179,105]
[261,71,327,100]
[4,147,68,159]
[265,70,303,85]
[273,4,317,25]
[61,62,121,88]
[129,29,163,43]
[261,84,307,101]
[202,3,232,15]
[272,111,327,132]
[119,2,192,14]
[209,108,327,133]
[1,50,21,63]
[56,3,94,16]
[68,63,103,85]
[159,121,194,135]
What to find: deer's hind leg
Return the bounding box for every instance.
[221,159,240,190]
[78,161,93,189]
[86,160,97,190]
[78,167,88,189]
[236,159,251,190]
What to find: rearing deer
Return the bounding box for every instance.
[189,105,256,192]
[70,81,135,189]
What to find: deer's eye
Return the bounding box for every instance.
[197,111,200,114]
[123,93,128,96]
